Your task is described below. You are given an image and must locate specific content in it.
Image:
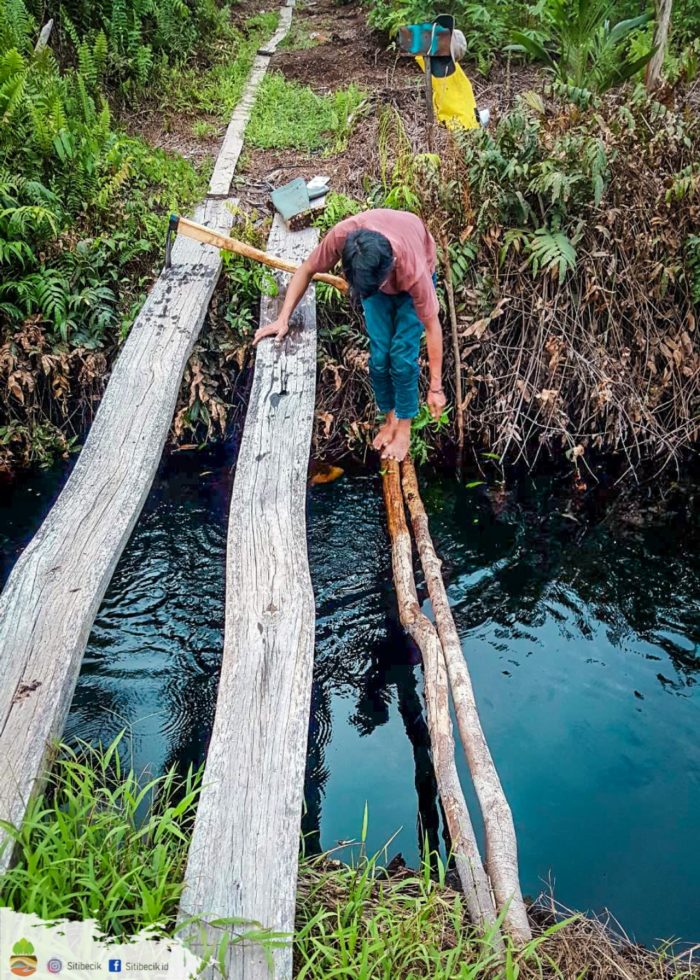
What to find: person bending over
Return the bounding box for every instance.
[253,208,446,462]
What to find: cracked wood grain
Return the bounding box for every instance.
[179,215,318,980]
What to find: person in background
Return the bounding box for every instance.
[253,208,446,462]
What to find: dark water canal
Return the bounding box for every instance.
[1,451,698,947]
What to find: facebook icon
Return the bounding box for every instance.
[108,960,122,973]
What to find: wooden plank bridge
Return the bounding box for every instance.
[0,195,233,871]
[0,0,294,876]
[179,217,318,979]
[0,0,531,974]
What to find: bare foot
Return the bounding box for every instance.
[381,420,411,461]
[373,410,398,451]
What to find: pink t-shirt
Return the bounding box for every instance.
[307,209,439,323]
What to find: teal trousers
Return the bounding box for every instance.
[361,289,425,420]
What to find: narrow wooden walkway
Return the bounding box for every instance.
[179,216,318,980]
[0,197,232,871]
[208,0,294,196]
[0,0,294,871]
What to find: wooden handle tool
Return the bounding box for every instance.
[165,215,348,293]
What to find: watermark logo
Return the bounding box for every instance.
[47,958,63,974]
[108,960,122,973]
[10,939,37,977]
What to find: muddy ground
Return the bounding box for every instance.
[236,0,543,211]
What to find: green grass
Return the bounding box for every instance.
[278,20,324,51]
[0,736,200,936]
[246,74,367,152]
[157,11,280,118]
[192,120,220,140]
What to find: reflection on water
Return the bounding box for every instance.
[1,461,698,946]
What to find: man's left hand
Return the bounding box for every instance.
[427,387,447,420]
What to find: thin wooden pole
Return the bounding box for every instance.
[400,458,532,943]
[173,217,348,292]
[424,54,435,151]
[382,461,501,940]
[440,233,464,478]
[424,55,434,125]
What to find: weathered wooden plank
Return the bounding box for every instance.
[179,216,318,980]
[0,197,234,872]
[208,6,294,196]
[257,3,294,54]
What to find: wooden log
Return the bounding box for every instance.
[179,215,318,980]
[400,458,531,942]
[0,197,234,873]
[209,6,294,197]
[381,461,500,937]
[645,0,673,91]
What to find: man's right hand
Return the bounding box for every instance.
[253,317,289,346]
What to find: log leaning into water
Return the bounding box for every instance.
[0,197,233,874]
[382,461,500,936]
[179,215,318,980]
[401,458,532,942]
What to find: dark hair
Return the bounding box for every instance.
[342,230,393,301]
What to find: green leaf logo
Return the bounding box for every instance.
[12,941,34,957]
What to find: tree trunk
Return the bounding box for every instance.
[401,458,532,943]
[381,461,501,940]
[646,0,673,92]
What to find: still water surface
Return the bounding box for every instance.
[1,452,698,946]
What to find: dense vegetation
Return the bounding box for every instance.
[311,86,699,475]
[368,0,700,77]
[1,0,698,478]
[281,0,699,477]
[0,0,275,470]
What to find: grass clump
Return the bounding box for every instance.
[157,11,280,118]
[246,74,366,152]
[296,852,700,979]
[278,21,324,51]
[0,736,200,936]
